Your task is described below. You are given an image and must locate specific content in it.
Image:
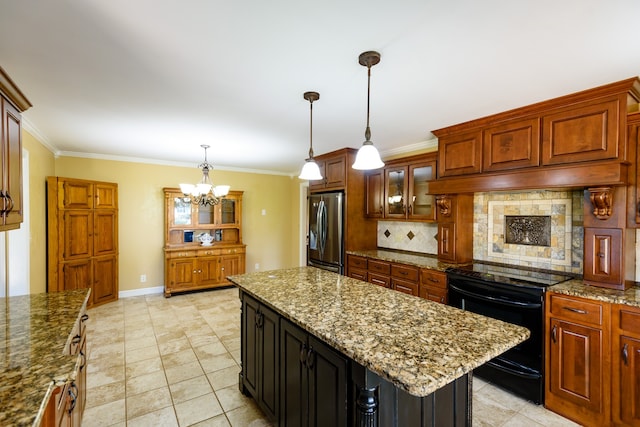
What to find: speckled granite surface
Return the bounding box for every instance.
[229,266,529,397]
[347,249,463,271]
[0,289,90,427]
[549,279,640,308]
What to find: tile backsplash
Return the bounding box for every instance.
[377,189,584,274]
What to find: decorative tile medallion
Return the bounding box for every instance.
[384,229,391,238]
[407,231,415,240]
[505,216,551,246]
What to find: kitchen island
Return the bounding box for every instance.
[229,267,530,426]
[0,289,90,427]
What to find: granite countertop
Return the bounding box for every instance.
[549,279,640,308]
[229,266,529,397]
[347,249,462,271]
[0,289,91,427]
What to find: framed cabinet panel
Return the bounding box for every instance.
[438,130,482,177]
[542,97,621,166]
[483,117,540,172]
[93,256,117,305]
[364,169,384,218]
[61,210,93,260]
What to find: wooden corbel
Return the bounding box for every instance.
[588,186,613,220]
[435,195,452,218]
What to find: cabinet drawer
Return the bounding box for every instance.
[348,268,368,282]
[348,255,368,270]
[197,246,245,257]
[369,273,391,288]
[420,269,447,290]
[548,294,603,326]
[391,264,419,282]
[166,250,196,259]
[392,278,419,296]
[368,259,391,275]
[616,305,640,336]
[419,284,448,304]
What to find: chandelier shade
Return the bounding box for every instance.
[352,51,384,170]
[180,145,230,206]
[299,91,323,181]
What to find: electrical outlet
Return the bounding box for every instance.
[255,263,260,270]
[140,274,147,283]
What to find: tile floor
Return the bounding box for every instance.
[84,287,579,427]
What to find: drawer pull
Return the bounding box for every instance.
[300,343,307,366]
[551,325,557,343]
[428,278,440,283]
[623,343,629,366]
[81,314,89,322]
[563,306,587,315]
[71,335,81,345]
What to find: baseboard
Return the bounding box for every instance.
[119,286,164,298]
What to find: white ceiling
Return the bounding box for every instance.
[2,0,640,175]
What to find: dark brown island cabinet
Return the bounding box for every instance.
[239,292,470,427]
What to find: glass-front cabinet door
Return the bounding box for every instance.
[219,198,237,225]
[171,196,193,227]
[385,167,407,218]
[408,161,436,220]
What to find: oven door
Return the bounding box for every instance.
[448,279,545,403]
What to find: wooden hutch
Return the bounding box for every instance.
[163,188,245,297]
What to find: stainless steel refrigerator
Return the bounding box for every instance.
[307,191,344,274]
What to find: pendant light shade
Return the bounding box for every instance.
[299,91,323,181]
[352,51,384,170]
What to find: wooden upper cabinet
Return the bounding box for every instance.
[368,153,436,221]
[385,166,407,218]
[408,161,436,220]
[542,96,622,166]
[483,117,540,172]
[59,180,93,209]
[438,130,482,177]
[309,153,346,191]
[0,67,31,232]
[364,169,384,218]
[94,183,118,209]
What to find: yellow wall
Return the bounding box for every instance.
[52,156,302,293]
[20,127,304,295]
[23,130,56,294]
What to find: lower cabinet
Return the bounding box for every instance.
[419,269,448,304]
[241,294,279,421]
[164,246,245,297]
[280,318,348,427]
[346,254,447,303]
[612,304,640,426]
[42,309,89,427]
[545,292,610,427]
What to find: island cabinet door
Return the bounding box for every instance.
[241,294,279,421]
[280,319,348,427]
[307,335,348,427]
[280,319,308,426]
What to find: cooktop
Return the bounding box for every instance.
[446,263,573,288]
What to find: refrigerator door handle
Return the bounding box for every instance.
[318,200,327,257]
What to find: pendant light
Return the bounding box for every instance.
[298,91,323,180]
[352,51,385,170]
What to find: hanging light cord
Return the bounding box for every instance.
[365,62,372,142]
[308,98,315,159]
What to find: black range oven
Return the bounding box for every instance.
[447,264,571,404]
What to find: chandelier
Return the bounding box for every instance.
[179,144,230,206]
